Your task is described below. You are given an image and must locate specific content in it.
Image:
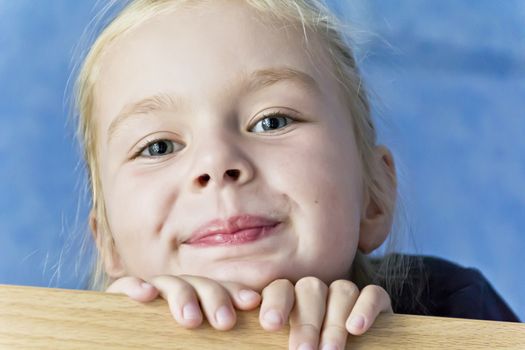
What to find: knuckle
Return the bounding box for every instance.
[270,278,294,289]
[295,276,327,293]
[200,279,226,295]
[329,279,359,296]
[182,275,229,300]
[148,274,180,289]
[290,322,320,334]
[362,284,389,310]
[107,276,139,292]
[262,279,294,301]
[323,322,348,337]
[363,284,387,299]
[123,276,141,283]
[151,275,195,296]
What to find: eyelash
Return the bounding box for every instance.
[250,110,296,133]
[131,111,297,160]
[129,137,173,160]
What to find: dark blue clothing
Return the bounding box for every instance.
[388,255,520,322]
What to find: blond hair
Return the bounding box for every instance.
[74,0,424,309]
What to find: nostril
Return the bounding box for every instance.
[225,169,240,180]
[197,174,210,186]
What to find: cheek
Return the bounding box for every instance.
[267,127,363,263]
[106,164,178,227]
[103,169,175,273]
[270,126,363,218]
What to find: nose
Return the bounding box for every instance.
[196,169,243,187]
[190,136,254,190]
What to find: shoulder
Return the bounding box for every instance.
[385,254,520,322]
[418,255,485,291]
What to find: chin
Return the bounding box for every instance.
[204,263,290,292]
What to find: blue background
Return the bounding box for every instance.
[0,1,523,321]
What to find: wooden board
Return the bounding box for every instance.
[0,284,523,349]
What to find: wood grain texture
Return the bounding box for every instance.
[0,284,523,349]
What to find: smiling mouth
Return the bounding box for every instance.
[188,224,279,246]
[185,215,281,247]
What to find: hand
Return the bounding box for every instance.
[106,275,262,330]
[258,277,392,350]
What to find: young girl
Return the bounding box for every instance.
[74,0,520,348]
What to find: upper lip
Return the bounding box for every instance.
[185,214,281,244]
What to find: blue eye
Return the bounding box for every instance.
[138,139,181,157]
[250,112,293,133]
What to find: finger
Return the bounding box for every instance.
[176,275,237,331]
[289,277,328,350]
[216,280,262,311]
[319,280,360,350]
[147,275,203,329]
[259,279,294,331]
[345,284,392,336]
[106,276,159,302]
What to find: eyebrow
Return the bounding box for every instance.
[106,67,322,143]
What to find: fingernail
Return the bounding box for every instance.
[215,305,233,326]
[297,343,314,350]
[263,310,282,325]
[182,302,201,320]
[239,289,258,302]
[141,282,154,290]
[348,314,365,330]
[321,344,339,350]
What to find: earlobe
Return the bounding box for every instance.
[358,146,397,254]
[89,209,127,278]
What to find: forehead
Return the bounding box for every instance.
[93,1,336,133]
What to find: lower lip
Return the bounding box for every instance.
[187,223,281,247]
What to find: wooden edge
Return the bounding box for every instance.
[0,284,523,349]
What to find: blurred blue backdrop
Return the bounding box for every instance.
[0,1,523,320]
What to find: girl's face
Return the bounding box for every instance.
[92,1,372,290]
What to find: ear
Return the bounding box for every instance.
[358,145,397,254]
[89,209,127,278]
